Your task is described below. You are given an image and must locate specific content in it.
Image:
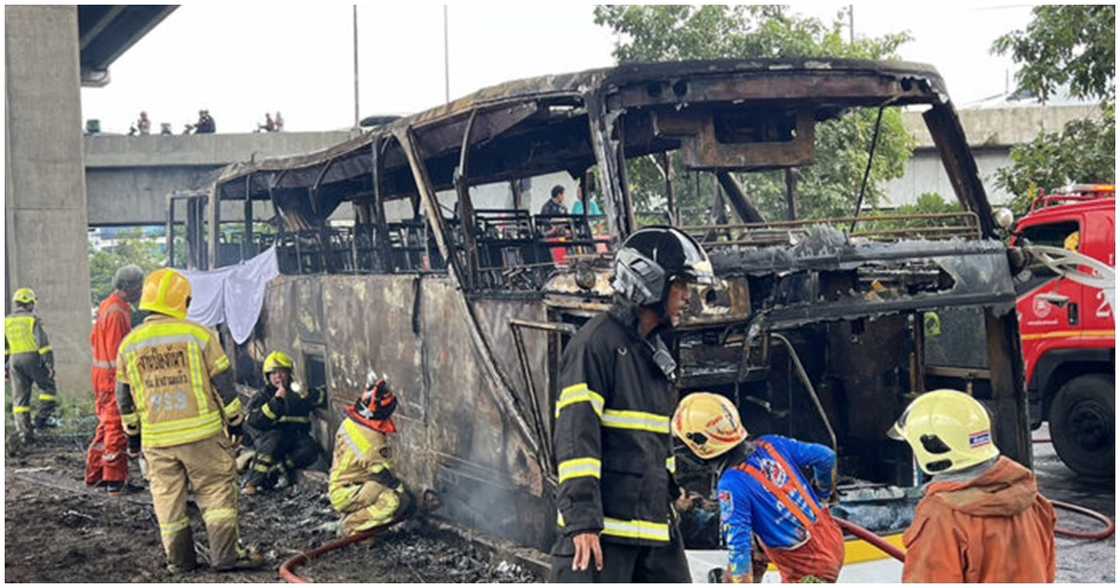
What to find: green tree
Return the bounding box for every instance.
[88,228,167,308]
[593,5,915,222]
[992,5,1115,212]
[992,5,1114,102]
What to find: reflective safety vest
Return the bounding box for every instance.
[329,417,395,512]
[5,311,51,357]
[116,316,237,448]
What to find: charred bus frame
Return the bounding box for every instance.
[187,59,1029,550]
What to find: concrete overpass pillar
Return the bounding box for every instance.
[5,6,93,400]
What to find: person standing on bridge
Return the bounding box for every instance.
[5,287,59,447]
[672,392,845,583]
[549,226,715,582]
[85,265,144,495]
[115,268,263,574]
[888,389,1057,582]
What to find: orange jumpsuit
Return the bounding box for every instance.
[85,292,133,486]
[902,456,1057,583]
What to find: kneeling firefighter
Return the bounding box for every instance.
[672,392,845,583]
[328,372,411,536]
[243,351,325,495]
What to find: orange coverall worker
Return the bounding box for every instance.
[902,456,1057,583]
[86,292,133,487]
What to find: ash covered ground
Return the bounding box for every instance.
[4,431,541,583]
[4,425,1114,583]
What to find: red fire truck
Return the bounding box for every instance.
[1008,184,1115,479]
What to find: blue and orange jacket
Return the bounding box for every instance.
[717,435,835,578]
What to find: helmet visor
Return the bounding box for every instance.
[886,405,912,440]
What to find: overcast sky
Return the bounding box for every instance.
[79,1,1036,135]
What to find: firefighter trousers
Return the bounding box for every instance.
[85,386,129,486]
[245,429,319,490]
[336,481,410,536]
[548,525,691,583]
[145,435,241,570]
[9,353,57,437]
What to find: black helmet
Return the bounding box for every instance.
[611,226,716,306]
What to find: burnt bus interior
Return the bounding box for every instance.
[180,59,1029,548]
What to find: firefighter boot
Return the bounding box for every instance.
[214,543,267,572]
[33,399,57,430]
[14,410,34,446]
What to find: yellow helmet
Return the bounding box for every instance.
[888,389,1000,475]
[12,288,36,306]
[139,268,192,320]
[263,351,294,375]
[672,392,748,460]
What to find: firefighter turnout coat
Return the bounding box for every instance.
[114,314,242,448]
[553,304,680,546]
[329,416,406,535]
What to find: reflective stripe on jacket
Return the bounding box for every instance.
[91,293,132,391]
[115,315,237,448]
[329,417,395,512]
[553,306,679,547]
[246,383,327,433]
[5,310,52,360]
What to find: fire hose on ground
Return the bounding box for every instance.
[834,496,1113,567]
[279,526,382,583]
[279,490,437,583]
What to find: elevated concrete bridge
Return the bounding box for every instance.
[84,131,356,226]
[83,105,1102,228]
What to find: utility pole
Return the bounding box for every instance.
[353,5,360,129]
[849,4,854,44]
[443,5,450,103]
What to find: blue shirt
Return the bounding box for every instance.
[570,199,603,216]
[717,435,836,578]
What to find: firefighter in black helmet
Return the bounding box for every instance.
[549,226,716,582]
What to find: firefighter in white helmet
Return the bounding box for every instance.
[672,392,844,583]
[888,389,1056,582]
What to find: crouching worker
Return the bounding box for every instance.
[328,373,411,536]
[243,351,325,495]
[888,389,1056,583]
[672,393,844,583]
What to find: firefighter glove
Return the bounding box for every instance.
[127,434,141,458]
[227,422,243,447]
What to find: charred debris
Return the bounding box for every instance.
[166,58,1030,551]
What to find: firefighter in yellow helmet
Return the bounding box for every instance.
[328,371,411,536]
[114,269,264,574]
[888,389,1056,582]
[5,287,58,445]
[672,392,844,583]
[242,351,325,495]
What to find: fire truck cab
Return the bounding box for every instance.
[1009,184,1115,479]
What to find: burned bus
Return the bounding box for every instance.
[170,59,1030,551]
